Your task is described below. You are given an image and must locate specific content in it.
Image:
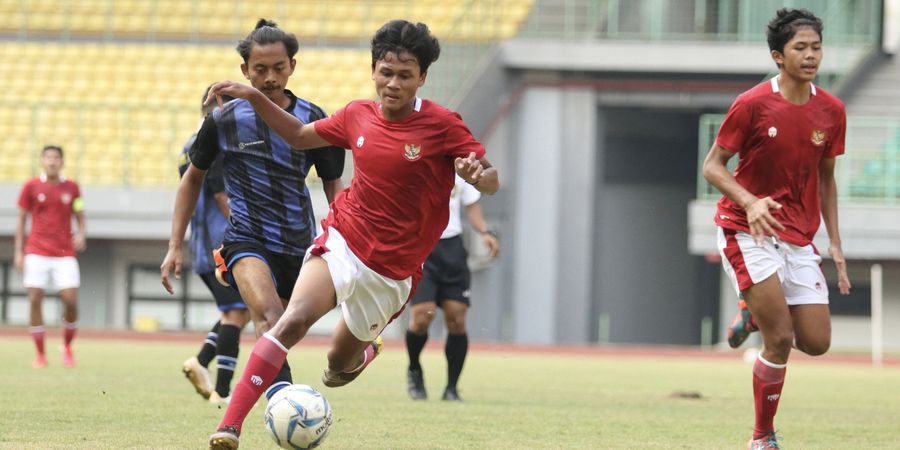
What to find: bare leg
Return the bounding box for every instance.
[790,304,831,356]
[28,288,45,327]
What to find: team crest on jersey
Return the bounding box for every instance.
[356,136,365,148]
[61,193,72,204]
[811,129,826,146]
[403,143,422,161]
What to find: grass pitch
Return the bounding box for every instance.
[0,334,897,449]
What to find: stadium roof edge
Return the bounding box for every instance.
[501,40,868,76]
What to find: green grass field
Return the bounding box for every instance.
[0,335,898,449]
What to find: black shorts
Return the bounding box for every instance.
[410,236,471,307]
[198,272,247,312]
[219,240,304,301]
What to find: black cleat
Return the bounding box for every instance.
[441,386,462,402]
[407,368,427,400]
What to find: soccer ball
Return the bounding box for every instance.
[264,384,333,449]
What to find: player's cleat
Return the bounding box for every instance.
[747,431,780,449]
[213,246,230,287]
[441,386,463,402]
[727,299,759,349]
[183,356,213,399]
[61,346,76,368]
[322,336,383,388]
[407,368,427,400]
[32,354,48,368]
[209,426,239,450]
[209,392,231,405]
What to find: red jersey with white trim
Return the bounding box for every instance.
[314,98,486,279]
[17,176,82,257]
[714,77,846,246]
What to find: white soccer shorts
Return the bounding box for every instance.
[717,227,828,305]
[306,227,412,342]
[23,254,81,290]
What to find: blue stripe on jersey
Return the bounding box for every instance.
[213,95,320,256]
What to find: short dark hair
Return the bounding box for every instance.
[766,8,823,55]
[42,145,63,158]
[371,20,441,74]
[236,19,299,64]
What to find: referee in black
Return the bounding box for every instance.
[405,175,499,401]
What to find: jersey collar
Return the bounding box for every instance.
[770,76,816,96]
[39,174,66,183]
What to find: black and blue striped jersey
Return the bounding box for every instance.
[189,90,345,256]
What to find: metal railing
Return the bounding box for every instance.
[519,0,881,44]
[697,114,900,204]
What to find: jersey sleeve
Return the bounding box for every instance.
[205,153,226,194]
[444,112,486,159]
[305,104,346,181]
[459,177,482,206]
[826,104,846,158]
[17,181,32,211]
[313,103,351,150]
[715,94,753,154]
[188,115,220,170]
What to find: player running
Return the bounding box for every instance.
[204,20,500,449]
[160,19,344,408]
[702,8,851,449]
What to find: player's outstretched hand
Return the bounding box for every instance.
[745,196,785,246]
[160,247,182,295]
[455,152,483,186]
[829,243,851,295]
[205,81,257,109]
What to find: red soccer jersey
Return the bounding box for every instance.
[314,98,486,279]
[714,77,846,246]
[17,176,82,257]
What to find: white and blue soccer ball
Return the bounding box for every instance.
[264,384,333,449]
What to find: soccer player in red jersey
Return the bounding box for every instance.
[702,9,851,449]
[204,20,499,449]
[15,145,86,369]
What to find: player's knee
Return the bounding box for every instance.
[797,338,830,356]
[445,316,466,334]
[411,309,435,331]
[767,329,795,353]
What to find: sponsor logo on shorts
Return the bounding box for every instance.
[815,282,823,292]
[369,323,379,331]
[403,143,422,161]
[462,289,471,299]
[250,375,263,386]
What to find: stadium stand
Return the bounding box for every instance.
[0,0,535,187]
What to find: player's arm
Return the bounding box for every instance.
[206,81,329,150]
[14,209,27,272]
[161,164,206,293]
[455,153,499,195]
[161,116,216,294]
[464,202,499,259]
[322,178,343,205]
[702,143,784,245]
[213,192,230,218]
[72,209,86,252]
[819,156,851,294]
